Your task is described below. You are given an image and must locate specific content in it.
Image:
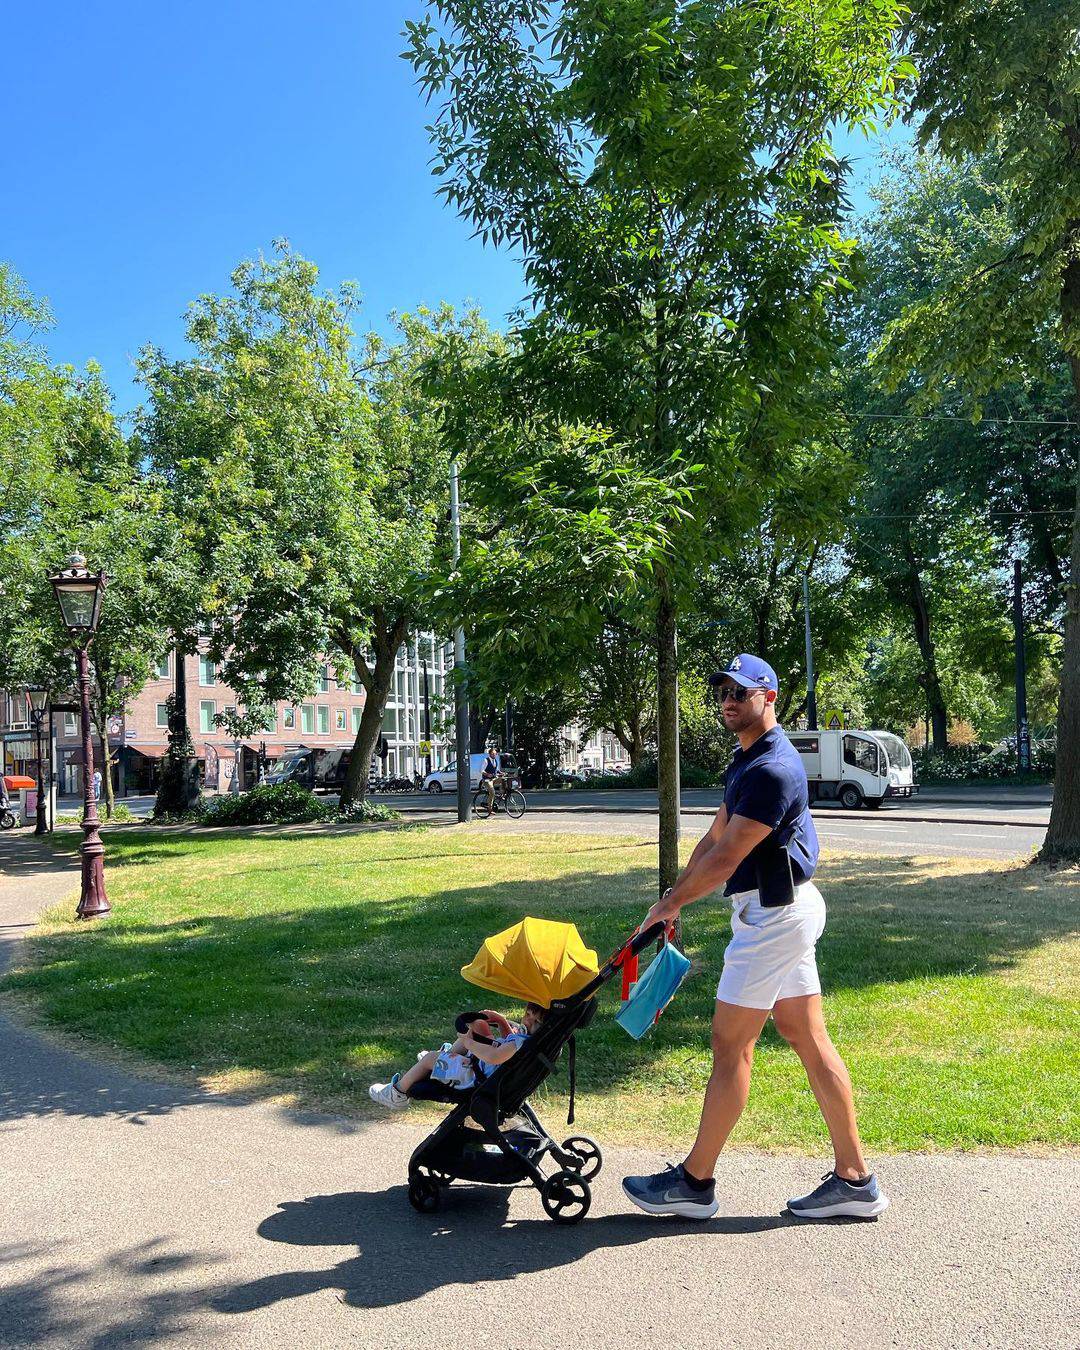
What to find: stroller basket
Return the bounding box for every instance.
[405,920,665,1224]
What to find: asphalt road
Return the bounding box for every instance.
[1,834,1076,1349]
[55,786,1050,861]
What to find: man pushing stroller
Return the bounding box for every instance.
[623,654,888,1222]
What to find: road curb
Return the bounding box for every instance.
[380,802,1047,829]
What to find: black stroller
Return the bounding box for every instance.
[404,920,665,1224]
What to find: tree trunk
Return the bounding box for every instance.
[656,573,681,896]
[339,619,408,809]
[154,642,200,816]
[902,542,949,754]
[1041,244,1080,860]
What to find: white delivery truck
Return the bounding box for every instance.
[785,729,917,810]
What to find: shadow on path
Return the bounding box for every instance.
[215,1184,800,1315]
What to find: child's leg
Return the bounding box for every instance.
[396,1050,438,1094]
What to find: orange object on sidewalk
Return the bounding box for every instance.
[3,776,36,791]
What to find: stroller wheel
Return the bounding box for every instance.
[408,1174,441,1214]
[560,1134,603,1180]
[541,1169,591,1225]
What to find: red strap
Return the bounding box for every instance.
[620,952,639,1001]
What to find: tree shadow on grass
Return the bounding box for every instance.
[4,849,1077,1128]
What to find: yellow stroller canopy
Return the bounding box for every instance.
[461,917,599,1008]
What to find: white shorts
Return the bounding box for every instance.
[716,881,826,1010]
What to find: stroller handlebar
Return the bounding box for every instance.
[626,921,668,957]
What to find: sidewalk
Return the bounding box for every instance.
[0,833,1074,1348]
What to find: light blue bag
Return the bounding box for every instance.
[615,938,692,1040]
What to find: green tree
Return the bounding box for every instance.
[879,4,1080,854]
[139,247,492,808]
[406,0,907,891]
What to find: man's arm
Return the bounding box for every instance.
[644,812,772,926]
[679,804,728,884]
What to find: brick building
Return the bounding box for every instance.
[3,633,455,797]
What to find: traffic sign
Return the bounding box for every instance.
[824,709,844,730]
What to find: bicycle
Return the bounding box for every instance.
[472,779,527,819]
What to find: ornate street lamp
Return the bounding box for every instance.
[25,687,49,836]
[48,552,109,919]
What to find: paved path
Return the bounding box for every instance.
[1,835,1075,1348]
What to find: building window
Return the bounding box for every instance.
[224,705,237,721]
[156,703,169,728]
[319,665,330,693]
[199,656,216,686]
[63,713,78,736]
[381,706,397,736]
[154,654,171,679]
[335,709,346,732]
[199,701,216,734]
[351,708,362,733]
[261,710,276,733]
[283,707,296,730]
[350,674,363,696]
[301,705,314,734]
[317,705,329,735]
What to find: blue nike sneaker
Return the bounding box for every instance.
[622,1163,719,1219]
[787,1170,889,1219]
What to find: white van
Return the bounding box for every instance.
[422,752,519,794]
[785,729,917,810]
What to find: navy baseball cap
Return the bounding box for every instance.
[709,654,778,693]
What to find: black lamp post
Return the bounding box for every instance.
[26,687,49,836]
[48,552,109,920]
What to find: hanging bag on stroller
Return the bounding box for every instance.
[616,931,691,1040]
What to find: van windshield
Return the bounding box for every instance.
[875,732,912,772]
[269,753,307,775]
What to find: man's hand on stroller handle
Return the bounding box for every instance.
[642,888,681,932]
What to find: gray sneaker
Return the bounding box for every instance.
[787,1170,889,1219]
[622,1163,719,1219]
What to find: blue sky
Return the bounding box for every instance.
[2,2,909,416]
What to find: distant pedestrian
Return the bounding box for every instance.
[92,769,102,801]
[623,653,888,1222]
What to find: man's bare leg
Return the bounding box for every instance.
[772,993,867,1180]
[682,1000,771,1180]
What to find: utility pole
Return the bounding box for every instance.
[422,657,432,777]
[1014,557,1031,774]
[450,458,472,822]
[802,571,817,731]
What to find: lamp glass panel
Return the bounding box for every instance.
[56,584,98,630]
[27,688,48,713]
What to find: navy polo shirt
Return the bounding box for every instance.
[722,726,819,896]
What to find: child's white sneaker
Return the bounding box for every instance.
[369,1075,410,1109]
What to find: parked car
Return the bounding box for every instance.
[264,746,353,792]
[423,752,519,793]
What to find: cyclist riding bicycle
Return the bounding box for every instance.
[480,744,503,812]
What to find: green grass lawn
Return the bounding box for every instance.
[5,823,1078,1151]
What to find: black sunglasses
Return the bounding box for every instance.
[712,683,766,703]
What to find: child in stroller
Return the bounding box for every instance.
[398,915,666,1224]
[368,1004,545,1108]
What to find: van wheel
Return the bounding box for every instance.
[838,784,863,810]
[428,782,443,794]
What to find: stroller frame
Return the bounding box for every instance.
[405,921,665,1224]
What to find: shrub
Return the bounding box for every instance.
[337,798,400,824]
[200,783,333,827]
